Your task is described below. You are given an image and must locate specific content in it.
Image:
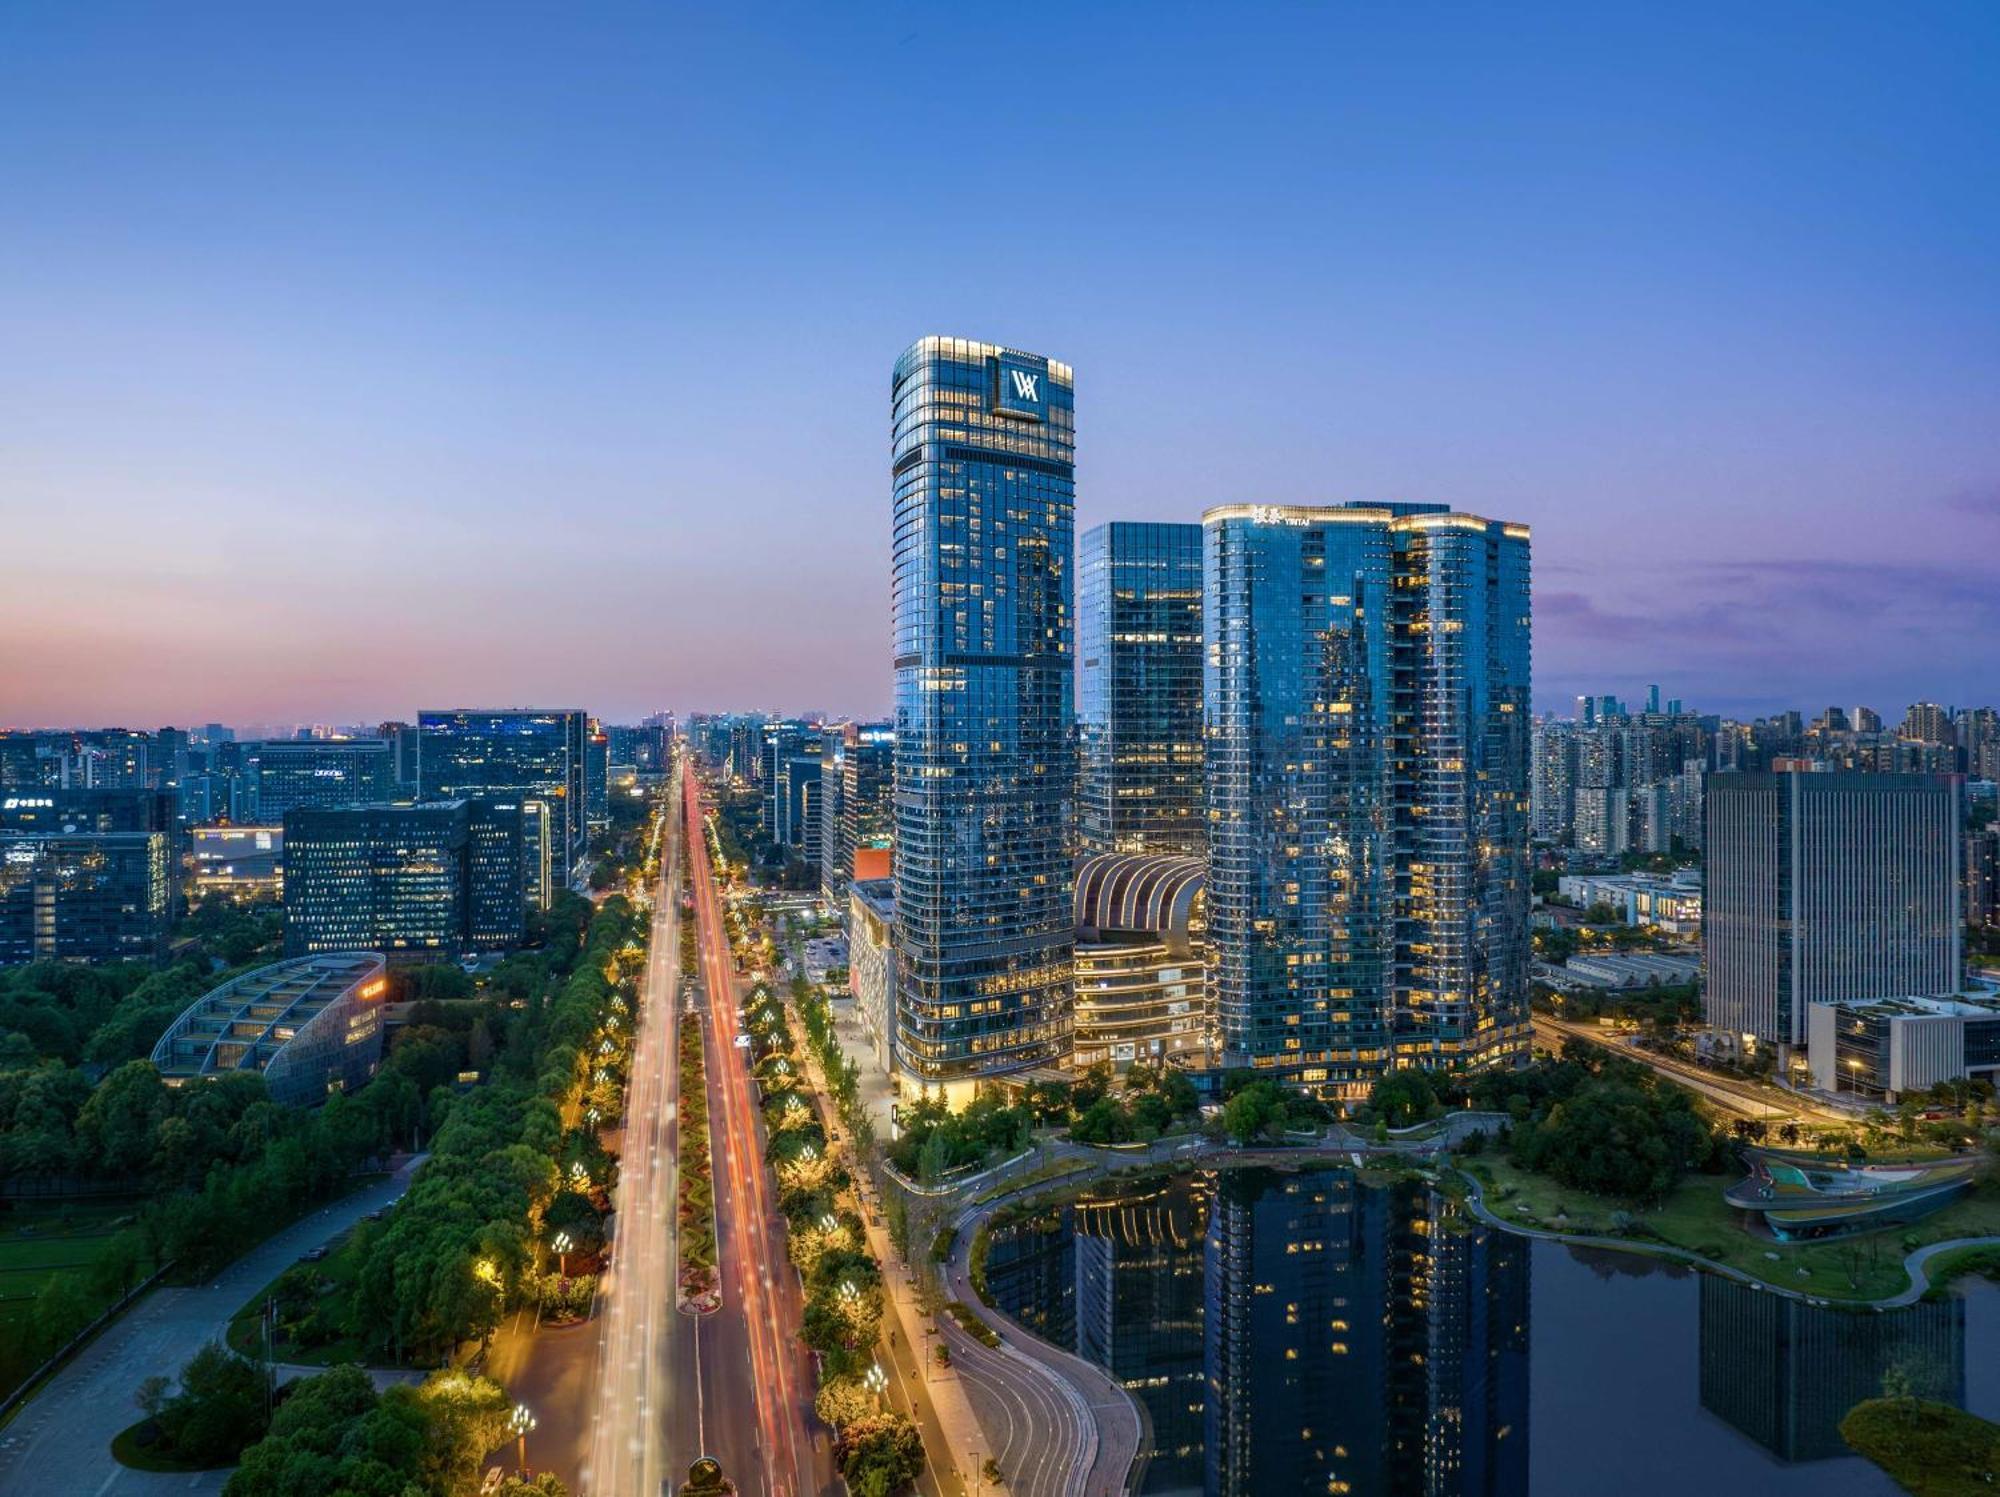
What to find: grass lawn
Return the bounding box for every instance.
[1465,1154,2000,1302]
[1841,1398,2000,1495]
[0,1198,155,1405]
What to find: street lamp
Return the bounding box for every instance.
[509,1402,536,1473]
[864,1362,888,1397]
[552,1231,574,1278]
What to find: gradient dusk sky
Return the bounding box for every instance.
[4,3,1998,728]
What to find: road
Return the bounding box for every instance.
[579,769,690,1497]
[1532,1014,1849,1123]
[682,766,834,1497]
[0,1158,422,1495]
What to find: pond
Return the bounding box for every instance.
[982,1165,2000,1495]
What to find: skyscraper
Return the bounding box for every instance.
[1203,503,1531,1099]
[417,709,588,894]
[820,721,894,913]
[283,799,523,959]
[251,738,396,820]
[1077,520,1205,858]
[891,336,1075,1103]
[1704,769,1962,1060]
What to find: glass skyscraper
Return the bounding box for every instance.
[891,336,1075,1101]
[1204,503,1531,1100]
[1078,520,1205,858]
[417,708,587,895]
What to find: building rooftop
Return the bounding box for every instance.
[1075,853,1205,943]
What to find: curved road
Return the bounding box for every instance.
[0,1157,422,1495]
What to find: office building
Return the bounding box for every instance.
[151,953,388,1107]
[1705,770,1962,1060]
[820,721,894,914]
[1203,502,1531,1100]
[252,738,396,820]
[759,720,808,837]
[375,722,421,791]
[283,799,524,960]
[775,751,823,854]
[418,709,588,895]
[1808,989,2000,1102]
[1077,520,1205,858]
[189,825,284,902]
[0,831,172,966]
[891,335,1076,1103]
[0,786,177,837]
[848,877,898,1077]
[585,722,610,832]
[1556,870,1703,933]
[1073,853,1210,1071]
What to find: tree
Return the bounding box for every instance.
[837,1413,924,1496]
[28,1272,93,1360]
[815,1376,877,1430]
[159,1342,269,1466]
[1221,1081,1285,1144]
[1367,1069,1440,1129]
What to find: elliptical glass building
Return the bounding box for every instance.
[1203,503,1532,1099]
[891,336,1075,1102]
[1078,521,1205,858]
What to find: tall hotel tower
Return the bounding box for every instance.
[1204,503,1532,1100]
[891,337,1076,1105]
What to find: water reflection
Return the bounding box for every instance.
[983,1165,1978,1495]
[987,1166,1529,1495]
[1698,1275,1965,1462]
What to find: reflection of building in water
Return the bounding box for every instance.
[1203,1169,1529,1497]
[1073,1182,1209,1495]
[1698,1275,1965,1462]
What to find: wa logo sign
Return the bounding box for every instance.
[992,354,1049,422]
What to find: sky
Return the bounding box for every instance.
[3,2,1998,728]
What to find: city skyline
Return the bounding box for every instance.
[6,6,2000,725]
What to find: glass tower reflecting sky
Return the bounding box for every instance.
[1204,503,1531,1099]
[891,336,1075,1099]
[1079,520,1205,858]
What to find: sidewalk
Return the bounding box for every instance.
[782,991,979,1497]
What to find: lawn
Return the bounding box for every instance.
[0,1198,155,1406]
[1841,1398,2000,1496]
[1465,1154,2000,1302]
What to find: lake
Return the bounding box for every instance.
[982,1164,1999,1495]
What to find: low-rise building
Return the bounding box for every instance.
[1073,853,1210,1072]
[1557,870,1703,934]
[848,878,897,1079]
[1808,989,2000,1103]
[151,952,388,1107]
[189,825,283,902]
[1560,950,1702,989]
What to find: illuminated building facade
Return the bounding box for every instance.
[1078,521,1205,858]
[417,708,588,896]
[282,799,523,960]
[0,830,172,965]
[1203,503,1532,1099]
[1704,770,1962,1060]
[190,825,284,901]
[251,738,396,820]
[151,952,389,1108]
[891,336,1075,1102]
[821,721,894,913]
[1073,853,1210,1071]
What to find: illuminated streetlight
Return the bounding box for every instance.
[552,1230,574,1277]
[509,1402,536,1472]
